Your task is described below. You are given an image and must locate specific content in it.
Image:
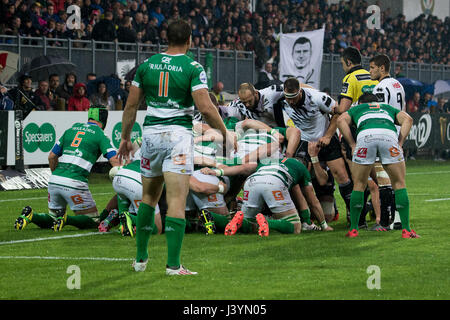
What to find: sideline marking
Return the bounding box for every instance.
[425,198,450,202]
[0,232,105,245]
[406,170,450,175]
[0,192,112,203]
[0,255,133,262]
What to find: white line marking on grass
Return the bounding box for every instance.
[0,256,133,262]
[0,232,105,245]
[0,192,113,203]
[425,198,450,202]
[407,170,450,175]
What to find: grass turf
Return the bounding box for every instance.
[0,160,449,300]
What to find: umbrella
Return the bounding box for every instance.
[433,80,450,96]
[0,51,19,84]
[20,55,77,82]
[86,75,121,98]
[397,77,434,101]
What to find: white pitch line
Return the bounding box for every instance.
[425,198,450,202]
[0,232,105,245]
[407,170,450,175]
[0,256,133,262]
[0,192,113,203]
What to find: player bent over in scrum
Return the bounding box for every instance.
[201,157,333,236]
[337,93,419,238]
[15,106,120,232]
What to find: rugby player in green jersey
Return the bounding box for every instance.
[15,105,120,231]
[337,93,419,238]
[118,20,235,275]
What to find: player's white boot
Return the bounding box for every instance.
[132,259,148,272]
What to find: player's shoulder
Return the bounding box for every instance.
[378,77,404,89]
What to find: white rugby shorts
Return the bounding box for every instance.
[140,129,194,177]
[353,129,404,165]
[48,175,96,213]
[241,174,296,218]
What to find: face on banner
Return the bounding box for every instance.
[279,28,324,89]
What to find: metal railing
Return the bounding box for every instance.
[0,35,255,93]
[1,35,449,96]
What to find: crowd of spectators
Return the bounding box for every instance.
[1,0,449,72]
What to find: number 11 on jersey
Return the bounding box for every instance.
[158,71,169,97]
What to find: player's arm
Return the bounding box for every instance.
[337,112,356,150]
[193,130,224,144]
[284,127,301,158]
[336,77,354,114]
[189,176,227,195]
[243,141,280,164]
[200,162,257,177]
[307,142,328,186]
[316,93,337,147]
[119,85,144,163]
[241,119,285,143]
[395,111,413,147]
[193,155,219,168]
[48,139,64,171]
[48,151,59,171]
[193,88,236,152]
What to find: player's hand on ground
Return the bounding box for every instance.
[117,139,133,165]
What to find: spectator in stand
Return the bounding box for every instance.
[434,97,446,114]
[117,16,137,50]
[407,92,420,113]
[151,5,165,27]
[89,81,115,110]
[255,62,275,89]
[394,64,406,78]
[211,81,225,106]
[419,92,433,113]
[86,73,97,83]
[144,17,159,44]
[48,74,60,99]
[68,83,91,111]
[8,73,46,117]
[443,99,450,113]
[91,10,117,48]
[56,72,77,107]
[34,80,53,110]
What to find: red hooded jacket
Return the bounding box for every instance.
[67,83,91,111]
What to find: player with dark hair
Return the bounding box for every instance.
[15,105,120,231]
[281,77,355,221]
[337,93,419,238]
[369,54,407,230]
[118,20,235,275]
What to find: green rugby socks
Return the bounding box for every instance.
[394,188,410,231]
[30,213,56,229]
[135,203,155,262]
[165,216,186,268]
[66,215,98,229]
[350,190,364,230]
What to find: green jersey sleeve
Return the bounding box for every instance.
[189,61,209,92]
[99,130,117,160]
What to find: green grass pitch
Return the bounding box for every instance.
[0,160,449,300]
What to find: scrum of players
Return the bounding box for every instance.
[15,50,409,238]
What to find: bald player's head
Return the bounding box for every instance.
[238,83,258,109]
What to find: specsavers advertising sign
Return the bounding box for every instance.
[22,111,145,165]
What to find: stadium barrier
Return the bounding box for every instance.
[1,110,449,190]
[404,112,450,150]
[1,35,449,97]
[0,110,146,190]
